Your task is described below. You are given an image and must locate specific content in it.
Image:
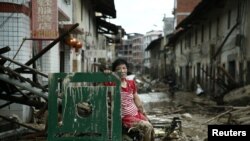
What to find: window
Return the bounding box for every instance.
[195,29,198,45]
[187,32,191,48]
[201,25,204,43]
[197,63,201,83]
[209,21,212,40]
[216,17,220,37]
[227,10,231,29]
[180,40,183,54]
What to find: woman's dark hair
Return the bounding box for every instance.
[112,58,129,71]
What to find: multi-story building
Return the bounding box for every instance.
[169,0,250,101]
[173,0,201,27]
[115,33,144,73]
[163,16,174,36]
[162,16,175,77]
[143,30,163,73]
[130,34,144,73]
[142,0,200,81]
[116,39,133,62]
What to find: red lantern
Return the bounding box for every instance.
[65,37,77,47]
[70,38,77,47]
[74,41,83,52]
[75,41,82,48]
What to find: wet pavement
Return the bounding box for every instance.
[138,91,214,141]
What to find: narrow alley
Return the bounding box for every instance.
[1,0,250,141]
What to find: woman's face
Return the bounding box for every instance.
[115,64,127,79]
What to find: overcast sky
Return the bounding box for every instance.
[110,0,174,35]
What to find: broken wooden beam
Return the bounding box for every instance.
[0,115,42,132]
[203,108,234,124]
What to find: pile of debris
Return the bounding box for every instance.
[143,89,250,141]
[135,74,169,93]
[0,25,80,140]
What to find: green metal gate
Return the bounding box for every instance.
[48,72,121,141]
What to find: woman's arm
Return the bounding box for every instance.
[134,93,145,114]
[130,80,145,114]
[134,93,151,122]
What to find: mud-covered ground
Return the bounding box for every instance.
[2,86,249,141]
[139,91,222,141]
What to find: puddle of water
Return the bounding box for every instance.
[138,92,170,103]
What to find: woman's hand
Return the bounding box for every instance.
[138,105,145,115]
[138,105,151,121]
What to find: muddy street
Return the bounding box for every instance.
[2,0,250,141]
[139,91,230,141]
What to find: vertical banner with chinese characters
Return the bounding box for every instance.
[32,0,58,39]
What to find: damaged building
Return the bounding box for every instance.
[0,0,124,139]
[167,0,250,103]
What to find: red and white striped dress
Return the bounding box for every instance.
[121,79,147,127]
